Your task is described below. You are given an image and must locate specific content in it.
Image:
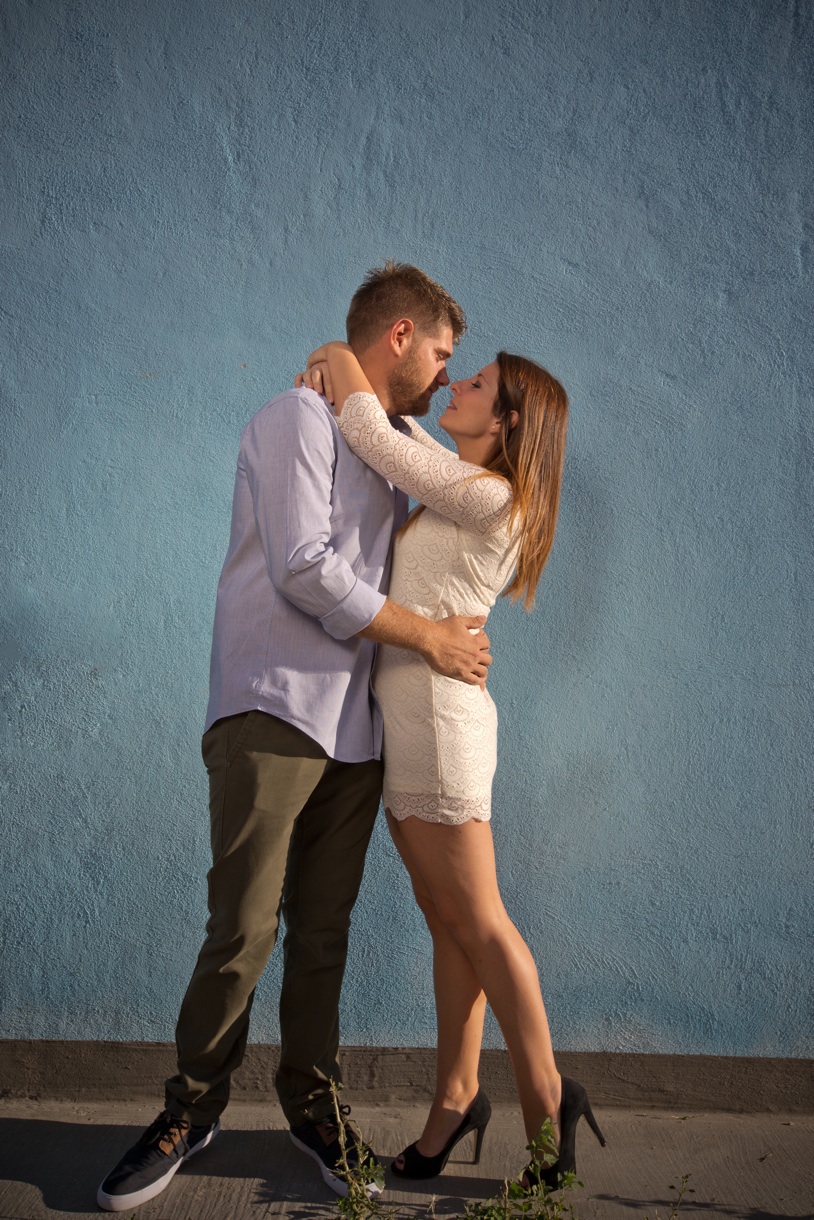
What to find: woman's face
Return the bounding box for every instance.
[438,361,501,443]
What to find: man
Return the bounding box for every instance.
[97,263,491,1211]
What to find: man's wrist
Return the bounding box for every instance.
[357,598,435,657]
[418,618,440,658]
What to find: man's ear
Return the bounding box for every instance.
[389,318,415,356]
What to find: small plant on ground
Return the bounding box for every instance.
[669,1173,694,1219]
[330,1109,584,1220]
[327,1091,694,1220]
[330,1081,397,1219]
[645,1173,694,1220]
[461,1121,582,1220]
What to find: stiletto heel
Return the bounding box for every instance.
[391,1090,491,1179]
[583,1097,606,1147]
[473,1118,487,1165]
[522,1077,606,1191]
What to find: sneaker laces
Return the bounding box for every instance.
[315,1103,351,1140]
[140,1111,190,1149]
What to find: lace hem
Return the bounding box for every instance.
[385,789,492,825]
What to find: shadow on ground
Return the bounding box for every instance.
[0,1118,502,1218]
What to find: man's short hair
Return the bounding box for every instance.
[346,261,467,352]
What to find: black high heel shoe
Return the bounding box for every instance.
[522,1077,606,1191]
[391,1089,491,1180]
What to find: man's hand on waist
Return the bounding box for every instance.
[420,615,491,687]
[358,601,492,687]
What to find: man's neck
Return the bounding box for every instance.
[356,349,396,416]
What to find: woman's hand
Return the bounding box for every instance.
[294,341,354,403]
[295,341,373,414]
[295,360,333,401]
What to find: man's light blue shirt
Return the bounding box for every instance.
[204,387,408,762]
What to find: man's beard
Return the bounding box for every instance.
[388,348,437,417]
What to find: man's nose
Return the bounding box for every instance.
[437,367,450,387]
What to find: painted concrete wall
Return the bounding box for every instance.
[2,0,811,1058]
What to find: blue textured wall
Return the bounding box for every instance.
[2,0,812,1058]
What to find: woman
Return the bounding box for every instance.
[302,342,605,1189]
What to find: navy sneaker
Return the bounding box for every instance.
[289,1103,383,1198]
[96,1109,220,1212]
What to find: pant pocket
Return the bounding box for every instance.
[224,711,255,767]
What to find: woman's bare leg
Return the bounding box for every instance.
[388,813,487,1158]
[391,814,561,1144]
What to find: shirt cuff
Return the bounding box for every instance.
[319,580,387,641]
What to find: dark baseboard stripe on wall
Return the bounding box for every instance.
[1,1042,812,1113]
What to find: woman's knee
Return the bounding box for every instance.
[411,882,442,927]
[410,880,469,942]
[431,894,509,947]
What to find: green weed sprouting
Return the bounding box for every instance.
[461,1120,582,1220]
[645,1173,695,1220]
[327,1083,693,1220]
[328,1101,582,1220]
[330,1080,397,1220]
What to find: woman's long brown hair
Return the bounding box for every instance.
[484,351,569,609]
[400,352,568,609]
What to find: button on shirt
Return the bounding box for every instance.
[205,388,408,762]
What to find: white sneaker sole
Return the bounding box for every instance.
[289,1130,384,1198]
[96,1120,221,1212]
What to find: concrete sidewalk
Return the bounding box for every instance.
[0,1097,811,1220]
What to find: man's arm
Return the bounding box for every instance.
[243,392,386,639]
[358,600,491,686]
[244,393,491,684]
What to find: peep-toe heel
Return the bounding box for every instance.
[523,1076,606,1191]
[391,1089,491,1180]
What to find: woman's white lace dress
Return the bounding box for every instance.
[338,393,519,825]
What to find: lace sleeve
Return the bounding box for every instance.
[338,392,512,536]
[401,415,459,458]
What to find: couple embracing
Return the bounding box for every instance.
[97,262,604,1212]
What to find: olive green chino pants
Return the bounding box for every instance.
[164,711,383,1127]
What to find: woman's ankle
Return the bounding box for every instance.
[416,1087,481,1156]
[433,1081,480,1113]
